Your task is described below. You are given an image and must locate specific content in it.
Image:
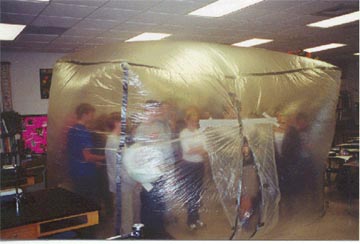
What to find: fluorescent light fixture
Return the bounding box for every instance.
[0,23,26,41]
[304,43,346,53]
[125,32,171,42]
[307,11,360,28]
[232,38,273,47]
[354,53,359,56]
[188,0,265,17]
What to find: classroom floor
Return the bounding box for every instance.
[91,177,359,240]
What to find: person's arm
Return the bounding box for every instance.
[82,148,105,164]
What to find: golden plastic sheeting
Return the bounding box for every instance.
[47,41,341,239]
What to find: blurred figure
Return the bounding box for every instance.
[160,100,182,163]
[105,112,141,234]
[179,107,208,231]
[160,100,182,224]
[273,112,288,159]
[239,137,261,236]
[280,112,313,216]
[132,100,175,239]
[273,112,290,197]
[66,103,105,203]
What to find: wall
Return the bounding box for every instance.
[337,59,359,126]
[1,51,65,115]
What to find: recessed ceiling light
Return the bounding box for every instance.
[0,23,26,41]
[307,11,359,28]
[304,43,346,53]
[188,0,265,18]
[232,38,273,47]
[125,32,171,42]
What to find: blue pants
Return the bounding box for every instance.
[140,178,166,238]
[179,160,205,226]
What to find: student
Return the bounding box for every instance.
[105,112,141,234]
[132,100,175,239]
[66,103,105,203]
[179,107,208,231]
[239,137,261,234]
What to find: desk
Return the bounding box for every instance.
[1,155,46,190]
[336,142,359,150]
[342,160,359,215]
[326,156,352,186]
[0,187,99,239]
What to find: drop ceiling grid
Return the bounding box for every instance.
[0,0,358,64]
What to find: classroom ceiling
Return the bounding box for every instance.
[0,0,359,65]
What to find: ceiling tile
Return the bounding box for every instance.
[12,41,50,49]
[0,13,35,25]
[0,0,358,64]
[103,0,162,11]
[41,3,98,18]
[148,0,210,15]
[32,16,81,28]
[0,0,48,15]
[51,35,91,45]
[47,42,80,49]
[62,28,104,37]
[126,11,173,25]
[111,21,160,32]
[259,0,308,11]
[73,19,120,30]
[285,0,359,16]
[41,47,74,53]
[87,37,124,45]
[87,7,140,21]
[23,25,68,35]
[16,34,58,43]
[77,43,102,50]
[50,0,108,7]
[101,30,141,40]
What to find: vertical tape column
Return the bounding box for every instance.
[230,98,244,240]
[115,63,129,235]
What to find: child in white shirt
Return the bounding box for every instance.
[179,107,208,230]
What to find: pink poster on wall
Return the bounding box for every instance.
[22,115,47,154]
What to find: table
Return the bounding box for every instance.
[0,187,99,239]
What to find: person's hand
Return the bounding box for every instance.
[239,196,253,220]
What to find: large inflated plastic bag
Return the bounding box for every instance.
[47,41,340,239]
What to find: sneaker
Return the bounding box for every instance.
[188,224,197,231]
[195,220,204,228]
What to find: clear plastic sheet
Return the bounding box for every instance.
[47,41,341,239]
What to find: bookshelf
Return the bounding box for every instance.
[0,111,24,166]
